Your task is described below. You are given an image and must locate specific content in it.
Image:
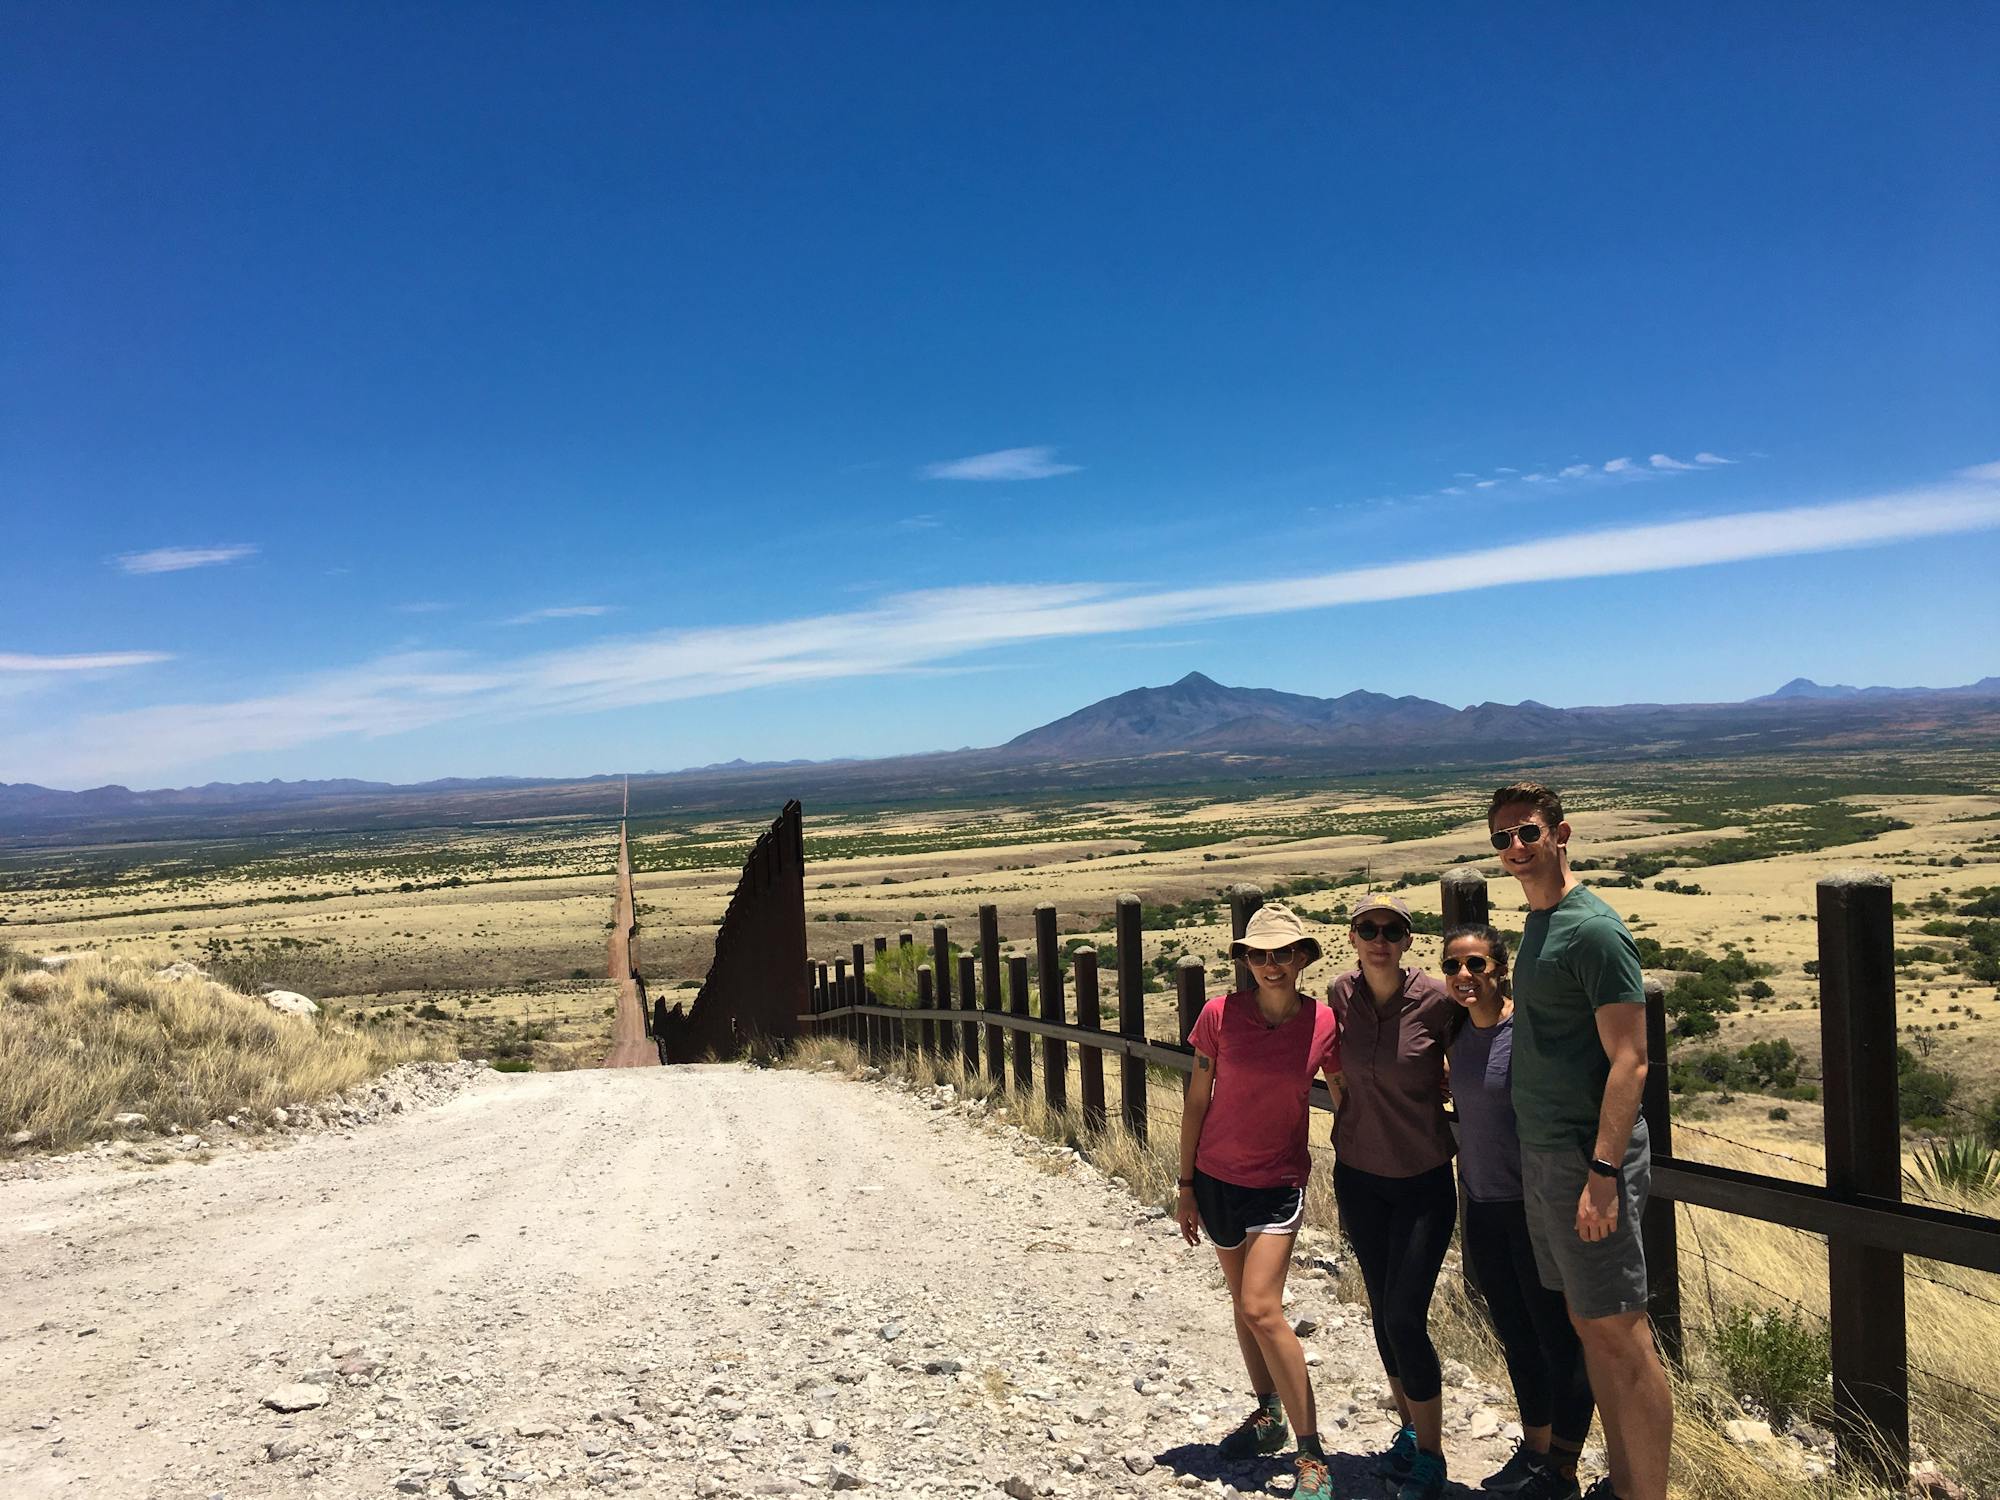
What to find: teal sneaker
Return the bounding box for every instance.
[1397,1449,1448,1500]
[1216,1400,1289,1459]
[1376,1424,1418,1480]
[1292,1451,1333,1500]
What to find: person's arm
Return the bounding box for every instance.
[1177,1051,1216,1245]
[1576,1002,1647,1241]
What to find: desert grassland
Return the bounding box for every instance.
[0,950,449,1150]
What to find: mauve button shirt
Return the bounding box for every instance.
[1327,967,1457,1178]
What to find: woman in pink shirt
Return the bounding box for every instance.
[1177,903,1343,1500]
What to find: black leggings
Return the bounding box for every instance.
[1463,1196,1595,1444]
[1334,1160,1456,1403]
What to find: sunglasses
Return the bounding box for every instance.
[1242,944,1300,964]
[1352,919,1410,943]
[1489,821,1549,851]
[1442,955,1499,976]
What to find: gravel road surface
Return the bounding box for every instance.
[1,1065,1527,1499]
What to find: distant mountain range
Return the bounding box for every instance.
[3,673,1997,842]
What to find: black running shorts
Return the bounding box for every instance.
[1192,1168,1305,1249]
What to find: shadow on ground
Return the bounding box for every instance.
[1155,1441,1382,1494]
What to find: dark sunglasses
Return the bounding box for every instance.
[1442,955,1499,976]
[1489,821,1549,851]
[1352,919,1410,943]
[1242,943,1301,964]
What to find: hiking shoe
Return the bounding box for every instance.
[1517,1461,1583,1500]
[1293,1452,1334,1500]
[1396,1449,1448,1500]
[1482,1443,1547,1493]
[1376,1425,1419,1480]
[1217,1402,1290,1459]
[1580,1480,1623,1500]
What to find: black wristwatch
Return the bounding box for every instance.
[1588,1157,1620,1179]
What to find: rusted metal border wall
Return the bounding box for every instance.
[655,800,808,1063]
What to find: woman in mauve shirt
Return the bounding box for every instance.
[1177,903,1343,1500]
[1325,894,1458,1500]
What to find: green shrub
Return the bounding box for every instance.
[1710,1306,1830,1427]
[489,1058,535,1073]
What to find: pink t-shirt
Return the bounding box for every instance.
[1188,991,1342,1188]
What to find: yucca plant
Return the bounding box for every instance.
[1905,1135,2000,1200]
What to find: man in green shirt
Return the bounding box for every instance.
[1489,781,1671,1500]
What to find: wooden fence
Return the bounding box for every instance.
[801,871,2000,1483]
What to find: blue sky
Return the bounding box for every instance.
[4,4,1997,789]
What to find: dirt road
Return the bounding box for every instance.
[600,819,656,1069]
[0,1067,1526,1499]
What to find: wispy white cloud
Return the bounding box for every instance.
[0,650,173,672]
[922,446,1081,481]
[896,514,945,530]
[16,474,2000,785]
[1475,480,1499,489]
[1649,453,1696,471]
[1696,452,1735,465]
[1558,464,1593,479]
[1956,459,2000,481]
[114,543,259,575]
[1602,457,1637,475]
[502,605,618,626]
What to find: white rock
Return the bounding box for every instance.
[1725,1418,1774,1446]
[262,989,321,1018]
[111,1112,148,1128]
[154,961,211,983]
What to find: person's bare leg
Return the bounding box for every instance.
[1523,1421,1553,1454]
[1213,1242,1277,1397]
[1235,1231,1318,1438]
[1387,1375,1412,1429]
[1409,1392,1444,1455]
[1571,1308,1671,1500]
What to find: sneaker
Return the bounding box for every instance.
[1217,1402,1289,1459]
[1293,1452,1334,1500]
[1376,1424,1419,1480]
[1517,1462,1583,1500]
[1580,1480,1623,1500]
[1482,1443,1546,1493]
[1396,1450,1448,1500]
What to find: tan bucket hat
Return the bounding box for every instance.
[1228,902,1323,964]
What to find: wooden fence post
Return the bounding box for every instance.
[1074,947,1106,1133]
[1640,976,1683,1366]
[1439,866,1490,932]
[1008,954,1033,1092]
[1117,894,1148,1142]
[900,929,914,949]
[1176,956,1206,1045]
[1818,871,1906,1481]
[1230,884,1265,995]
[832,958,847,1046]
[917,965,936,1064]
[980,904,1005,1085]
[816,962,829,1018]
[932,923,957,1063]
[1036,904,1068,1114]
[958,952,979,1069]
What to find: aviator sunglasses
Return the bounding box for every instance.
[1490,820,1550,852]
[1442,955,1498,976]
[1352,919,1410,943]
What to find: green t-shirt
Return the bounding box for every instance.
[1511,884,1646,1152]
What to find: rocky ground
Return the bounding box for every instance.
[1,1062,1537,1500]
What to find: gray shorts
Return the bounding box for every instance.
[1520,1119,1651,1321]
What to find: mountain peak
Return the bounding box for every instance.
[1172,671,1221,689]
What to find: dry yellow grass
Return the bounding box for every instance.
[0,950,447,1150]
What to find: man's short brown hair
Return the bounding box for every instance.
[1488,781,1564,829]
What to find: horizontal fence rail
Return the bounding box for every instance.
[799,868,1998,1485]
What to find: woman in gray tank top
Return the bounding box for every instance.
[1444,924,1594,1500]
